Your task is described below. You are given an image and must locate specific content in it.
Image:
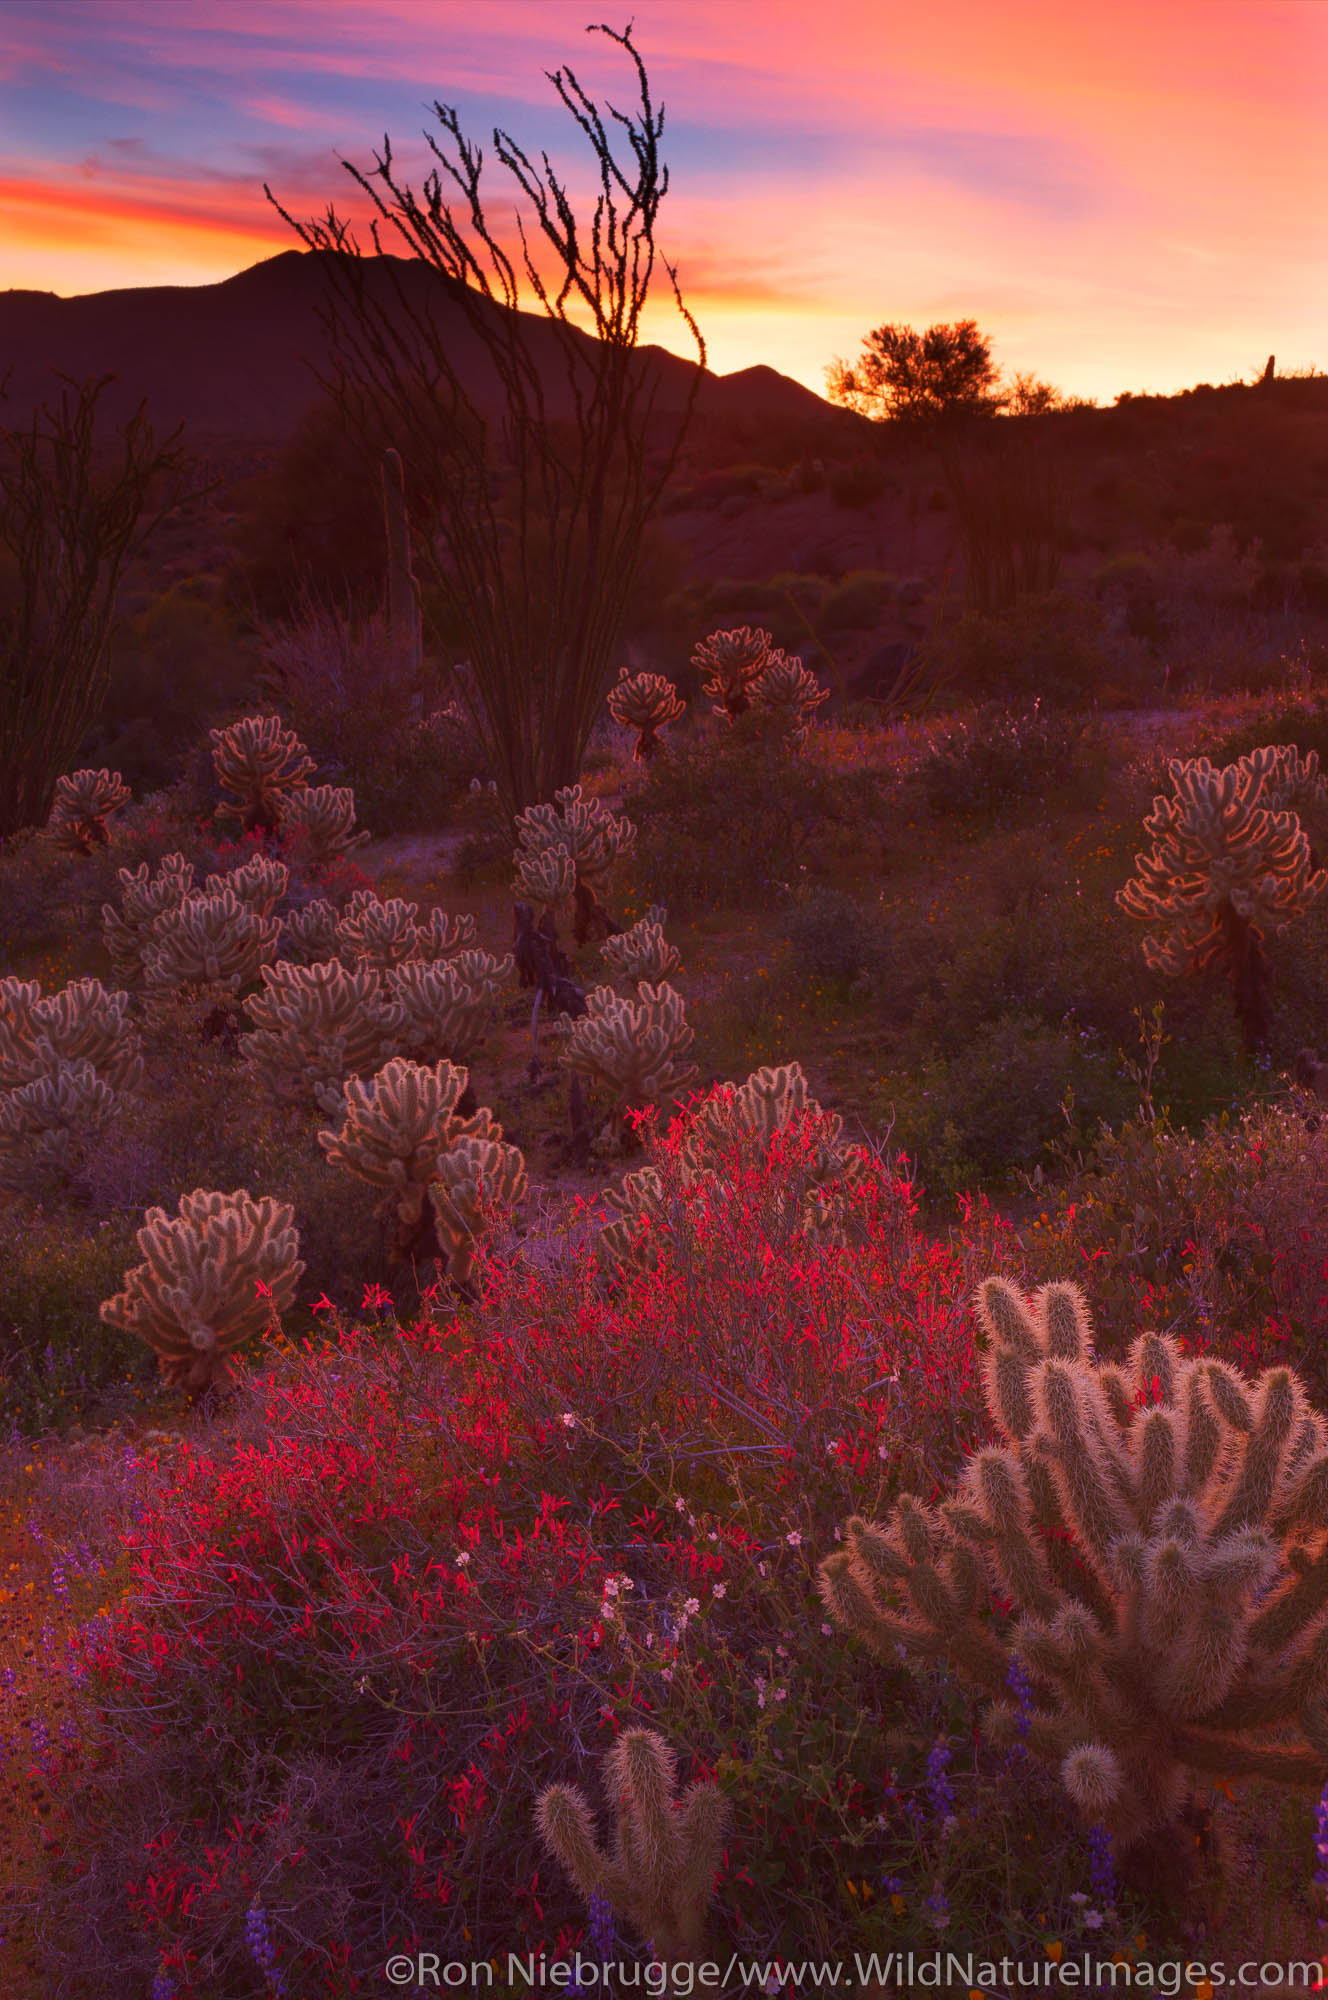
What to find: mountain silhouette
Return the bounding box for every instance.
[0,249,864,445]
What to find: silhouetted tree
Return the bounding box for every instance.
[267,22,704,820]
[826,319,1006,425]
[0,375,195,839]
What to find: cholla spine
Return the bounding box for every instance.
[45,769,130,853]
[102,853,196,988]
[99,1188,304,1392]
[280,899,343,965]
[1117,745,1327,1051]
[600,907,681,991]
[210,714,316,831]
[428,1132,528,1289]
[141,886,281,997]
[747,651,829,747]
[606,669,686,761]
[239,960,406,1113]
[0,1060,118,1186]
[0,976,143,1093]
[513,785,636,942]
[205,855,290,917]
[276,785,370,864]
[691,626,773,719]
[317,1056,477,1236]
[391,953,511,1066]
[818,1275,1328,1856]
[336,890,477,970]
[557,982,696,1142]
[534,1728,731,1967]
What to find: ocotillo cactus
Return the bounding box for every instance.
[428,1131,528,1291]
[600,907,681,992]
[102,853,196,988]
[1117,746,1327,1052]
[819,1275,1328,1870]
[606,668,686,760]
[383,447,423,683]
[556,982,696,1146]
[535,1729,731,1968]
[691,625,773,720]
[239,960,405,1113]
[210,715,316,832]
[45,768,131,853]
[748,651,829,747]
[276,784,371,865]
[99,1188,304,1392]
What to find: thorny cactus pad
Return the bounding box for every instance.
[535,1728,731,1966]
[210,714,316,831]
[748,651,830,747]
[557,982,696,1137]
[1117,745,1328,1050]
[99,1187,304,1392]
[45,768,130,853]
[102,853,196,988]
[819,1275,1328,1860]
[691,625,773,720]
[277,783,370,864]
[600,907,681,991]
[606,668,686,760]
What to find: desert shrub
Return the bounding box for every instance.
[627,714,883,912]
[918,589,1118,704]
[781,887,885,990]
[1091,550,1170,647]
[19,1109,1091,1994]
[820,570,894,631]
[0,1207,143,1433]
[1205,690,1328,775]
[828,458,888,509]
[917,702,1107,823]
[93,583,259,792]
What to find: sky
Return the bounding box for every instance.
[1,0,1324,405]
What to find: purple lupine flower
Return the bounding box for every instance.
[1087,1824,1116,1908]
[925,1739,954,1818]
[923,1883,951,1930]
[587,1892,616,1960]
[1006,1653,1033,1743]
[1314,1781,1328,1889]
[150,1959,177,2000]
[245,1894,287,1998]
[50,1566,70,1608]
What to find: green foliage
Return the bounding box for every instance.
[918,702,1107,823]
[826,319,1005,425]
[918,591,1118,705]
[0,1208,144,1431]
[828,458,888,509]
[781,888,885,990]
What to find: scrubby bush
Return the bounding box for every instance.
[918,702,1108,823]
[781,888,885,991]
[919,590,1119,705]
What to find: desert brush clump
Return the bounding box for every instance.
[98,1187,303,1391]
[209,714,316,831]
[535,1728,731,1966]
[275,782,370,863]
[44,768,131,853]
[819,1273,1328,1883]
[556,981,696,1148]
[691,624,773,719]
[1117,744,1328,1051]
[599,905,682,991]
[335,887,476,970]
[606,667,686,760]
[101,852,197,987]
[317,1055,515,1268]
[513,783,636,944]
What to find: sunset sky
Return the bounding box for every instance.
[1,0,1323,405]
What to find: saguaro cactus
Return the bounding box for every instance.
[691,625,773,720]
[99,1188,304,1391]
[1117,746,1327,1052]
[535,1729,731,1968]
[819,1275,1328,1879]
[45,768,131,853]
[210,715,316,832]
[606,669,686,761]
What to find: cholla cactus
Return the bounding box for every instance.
[318,1056,477,1245]
[280,899,342,965]
[597,1062,867,1271]
[606,669,686,761]
[205,855,289,918]
[1117,746,1328,1051]
[820,1275,1328,1871]
[691,625,773,720]
[141,887,281,997]
[0,976,143,1092]
[99,1188,304,1392]
[391,952,511,1066]
[535,1729,731,1966]
[239,960,405,1113]
[45,769,130,853]
[102,853,196,987]
[557,982,695,1147]
[210,715,316,831]
[600,907,681,991]
[428,1132,528,1290]
[0,1060,118,1186]
[336,890,476,971]
[276,784,371,864]
[1259,743,1328,821]
[513,785,636,944]
[748,651,829,747]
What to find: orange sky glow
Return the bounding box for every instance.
[1,0,1323,403]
